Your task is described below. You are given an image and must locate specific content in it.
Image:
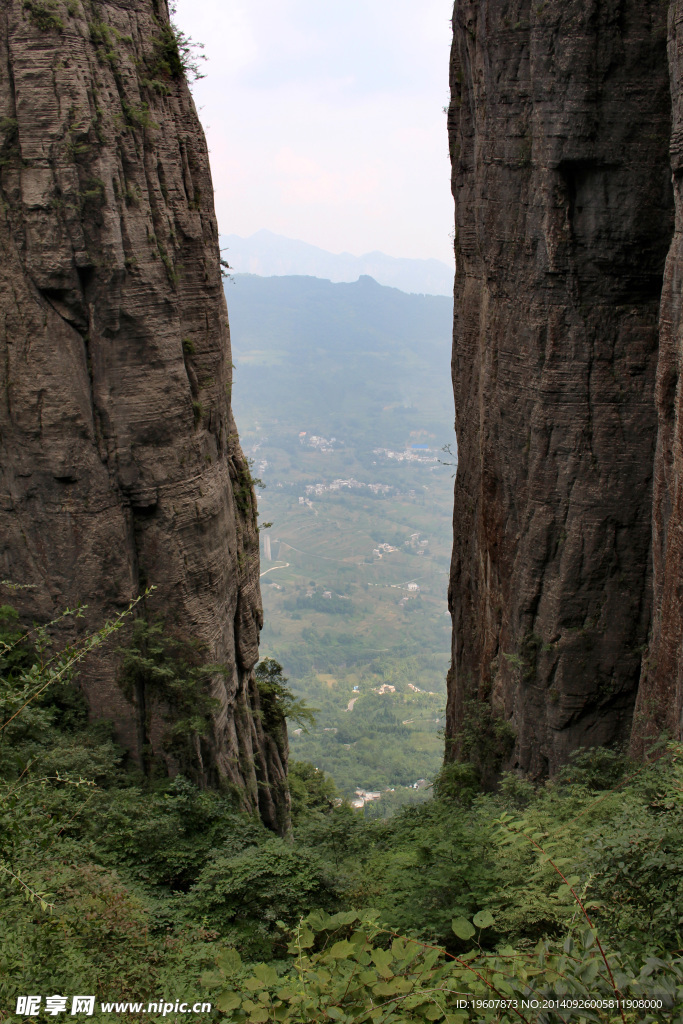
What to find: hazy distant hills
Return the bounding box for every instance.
[220,229,454,297]
[226,273,454,447]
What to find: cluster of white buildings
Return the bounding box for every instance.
[349,781,429,808]
[304,478,392,497]
[372,542,398,558]
[298,431,344,452]
[372,446,439,465]
[399,582,421,608]
[350,788,382,809]
[404,532,429,553]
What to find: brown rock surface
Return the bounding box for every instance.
[0,0,288,828]
[446,0,674,776]
[637,1,683,752]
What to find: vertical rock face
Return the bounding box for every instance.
[447,0,674,775]
[638,2,683,752]
[0,0,288,829]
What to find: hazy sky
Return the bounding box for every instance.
[172,0,454,264]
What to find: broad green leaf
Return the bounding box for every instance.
[425,1005,444,1021]
[199,970,223,988]
[327,910,360,928]
[371,948,394,979]
[254,964,280,986]
[452,917,476,941]
[327,939,356,959]
[307,909,331,931]
[372,978,412,997]
[396,940,423,968]
[244,976,265,991]
[403,994,431,1010]
[216,990,241,1012]
[579,959,600,984]
[423,948,441,970]
[217,948,242,973]
[472,910,495,929]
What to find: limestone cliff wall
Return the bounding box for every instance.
[447,0,674,775]
[0,0,287,829]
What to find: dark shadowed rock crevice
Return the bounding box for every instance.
[447,0,675,776]
[0,0,288,829]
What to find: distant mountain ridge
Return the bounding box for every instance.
[220,229,454,296]
[226,272,454,448]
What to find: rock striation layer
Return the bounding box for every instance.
[0,0,287,829]
[447,0,675,775]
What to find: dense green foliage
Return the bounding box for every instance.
[254,659,317,734]
[117,618,221,777]
[2,605,683,1021]
[208,910,683,1023]
[289,672,443,797]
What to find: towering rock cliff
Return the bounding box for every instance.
[636,1,683,753]
[0,0,288,829]
[447,0,675,775]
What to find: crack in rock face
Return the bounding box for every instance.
[0,0,288,830]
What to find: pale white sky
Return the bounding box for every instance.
[172,0,454,264]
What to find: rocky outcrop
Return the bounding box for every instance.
[636,2,683,753]
[447,0,675,775]
[0,0,288,829]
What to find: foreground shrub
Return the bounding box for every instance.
[3,592,683,1022]
[205,908,683,1023]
